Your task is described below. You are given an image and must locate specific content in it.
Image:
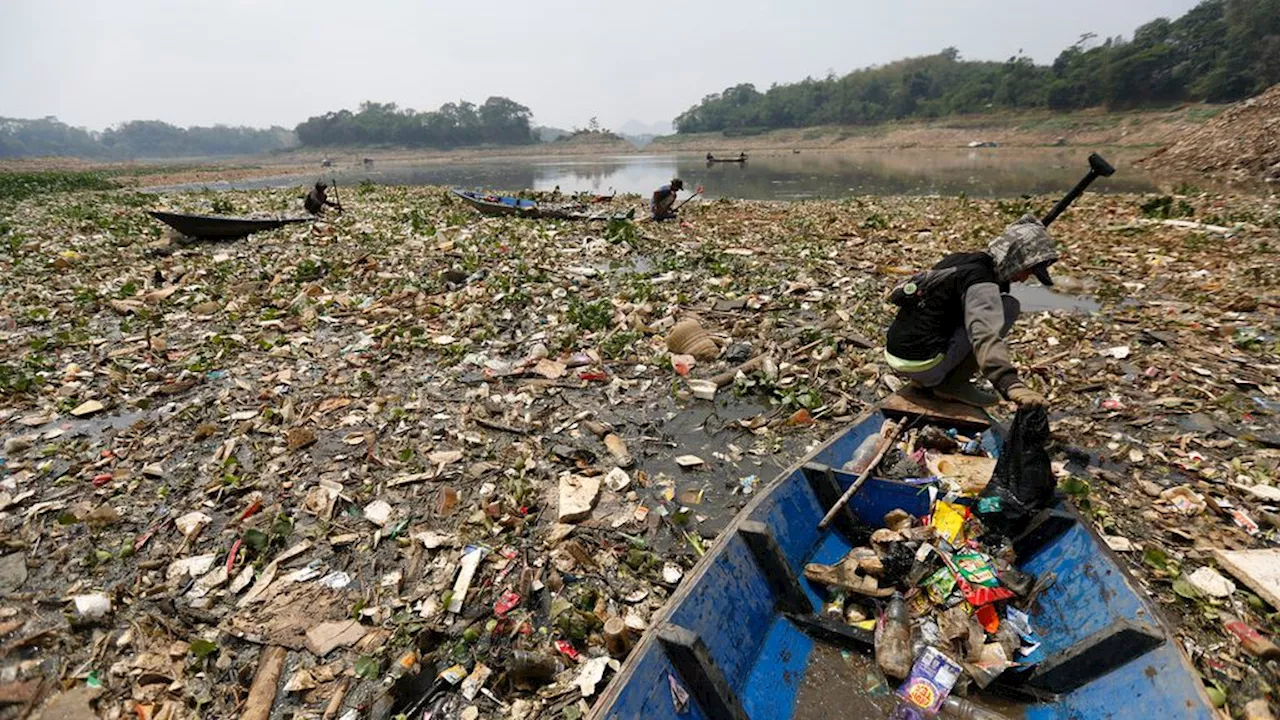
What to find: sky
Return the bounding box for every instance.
[0,0,1203,134]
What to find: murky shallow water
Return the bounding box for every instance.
[150,149,1157,200]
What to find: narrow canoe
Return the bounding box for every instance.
[451,189,634,221]
[706,156,748,163]
[588,389,1214,719]
[147,211,312,240]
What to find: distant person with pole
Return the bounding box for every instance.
[304,181,343,216]
[651,178,684,221]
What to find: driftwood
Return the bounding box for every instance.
[243,646,287,720]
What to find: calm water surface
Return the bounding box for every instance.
[156,149,1157,200]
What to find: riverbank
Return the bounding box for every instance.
[0,105,1228,192]
[0,182,1277,716]
[651,104,1226,154]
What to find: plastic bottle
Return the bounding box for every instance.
[844,433,883,474]
[509,651,564,687]
[941,695,1014,720]
[876,592,913,680]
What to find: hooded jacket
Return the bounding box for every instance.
[885,215,1058,396]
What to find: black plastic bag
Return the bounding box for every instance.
[980,407,1053,536]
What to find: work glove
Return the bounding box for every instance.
[1007,384,1047,409]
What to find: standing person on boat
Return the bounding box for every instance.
[883,214,1055,409]
[651,178,684,221]
[304,181,343,216]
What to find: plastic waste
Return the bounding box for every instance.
[896,646,963,714]
[845,432,885,474]
[876,592,913,679]
[666,318,718,360]
[1223,615,1280,661]
[979,406,1053,536]
[509,650,564,688]
[941,695,1014,720]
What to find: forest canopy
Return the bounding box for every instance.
[674,0,1280,133]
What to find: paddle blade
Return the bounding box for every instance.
[694,185,705,195]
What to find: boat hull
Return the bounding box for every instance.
[589,395,1214,720]
[147,211,311,239]
[451,189,633,222]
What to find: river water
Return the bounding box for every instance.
[155,148,1158,200]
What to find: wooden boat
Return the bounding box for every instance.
[451,190,634,221]
[706,154,748,163]
[589,389,1214,719]
[147,211,312,240]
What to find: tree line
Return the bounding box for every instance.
[0,94,536,158]
[675,0,1280,133]
[0,117,293,159]
[292,98,535,148]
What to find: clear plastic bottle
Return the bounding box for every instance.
[844,432,883,474]
[941,695,1014,720]
[876,592,912,679]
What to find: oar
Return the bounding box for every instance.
[817,419,907,530]
[331,178,344,215]
[675,184,706,210]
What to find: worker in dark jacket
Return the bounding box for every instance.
[304,181,343,216]
[884,215,1055,408]
[651,178,684,221]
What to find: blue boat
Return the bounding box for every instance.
[451,189,634,221]
[589,390,1214,719]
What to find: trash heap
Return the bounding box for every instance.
[0,178,1276,716]
[1144,83,1280,183]
[805,416,1051,719]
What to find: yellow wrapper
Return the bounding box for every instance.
[931,501,966,545]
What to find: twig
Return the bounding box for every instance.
[242,646,286,720]
[818,419,906,529]
[474,417,529,435]
[709,354,769,388]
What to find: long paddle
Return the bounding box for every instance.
[672,185,705,212]
[331,178,344,215]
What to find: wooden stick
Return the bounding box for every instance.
[672,188,704,212]
[709,354,768,388]
[818,419,904,530]
[243,646,286,720]
[322,677,351,720]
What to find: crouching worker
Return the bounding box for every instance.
[651,178,683,221]
[304,181,343,216]
[884,215,1055,409]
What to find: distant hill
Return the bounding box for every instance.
[618,119,673,137]
[535,125,570,143]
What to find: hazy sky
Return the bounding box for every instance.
[1,0,1202,133]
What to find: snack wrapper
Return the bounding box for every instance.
[896,646,963,714]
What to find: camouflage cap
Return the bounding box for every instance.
[987,214,1059,286]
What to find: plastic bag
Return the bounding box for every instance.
[979,406,1053,536]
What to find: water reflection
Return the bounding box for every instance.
[152,149,1157,200]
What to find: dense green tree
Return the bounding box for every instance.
[0,117,290,159]
[292,96,534,149]
[675,0,1279,134]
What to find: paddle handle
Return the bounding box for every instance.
[817,419,904,530]
[672,189,703,212]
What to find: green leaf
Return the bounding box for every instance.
[243,528,268,553]
[1057,476,1090,498]
[354,655,381,680]
[1143,547,1169,571]
[1204,682,1227,708]
[189,638,218,659]
[1171,577,1201,600]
